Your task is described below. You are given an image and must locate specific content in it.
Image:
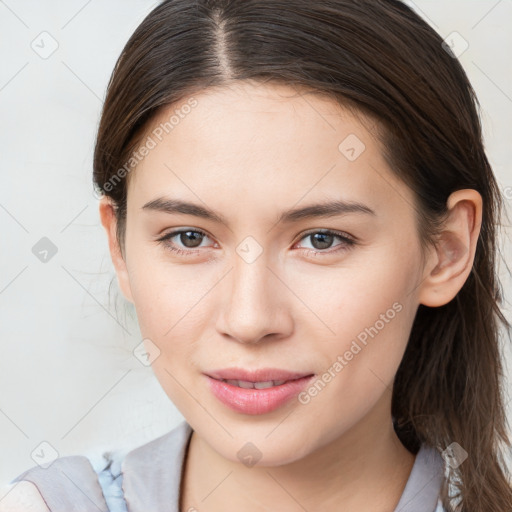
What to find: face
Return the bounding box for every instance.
[111,81,429,465]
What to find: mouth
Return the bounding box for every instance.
[204,368,315,415]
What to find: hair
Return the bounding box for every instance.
[92,0,512,509]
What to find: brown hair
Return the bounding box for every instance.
[93,0,512,509]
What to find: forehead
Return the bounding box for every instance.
[147,81,377,149]
[126,81,416,223]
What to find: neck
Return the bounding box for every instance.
[180,396,416,512]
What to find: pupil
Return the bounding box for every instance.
[312,233,332,249]
[181,231,202,248]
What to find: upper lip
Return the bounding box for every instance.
[205,367,314,383]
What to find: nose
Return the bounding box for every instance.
[216,253,294,345]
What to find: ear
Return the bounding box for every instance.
[418,189,483,307]
[98,196,134,304]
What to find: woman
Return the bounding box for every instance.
[4,0,511,510]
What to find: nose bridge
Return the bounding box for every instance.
[232,251,271,309]
[217,244,292,344]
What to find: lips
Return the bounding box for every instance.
[204,367,315,415]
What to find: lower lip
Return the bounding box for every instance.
[206,375,315,415]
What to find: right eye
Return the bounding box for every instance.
[156,228,216,256]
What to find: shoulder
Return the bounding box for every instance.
[0,481,49,511]
[4,454,111,512]
[3,421,192,511]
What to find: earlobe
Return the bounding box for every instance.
[418,189,482,308]
[98,197,134,304]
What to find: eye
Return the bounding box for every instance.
[294,229,356,255]
[156,228,214,256]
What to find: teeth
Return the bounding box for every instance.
[254,380,277,389]
[236,380,255,389]
[223,379,287,389]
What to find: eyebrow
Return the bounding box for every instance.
[141,197,376,226]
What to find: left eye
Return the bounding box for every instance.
[156,229,356,256]
[295,230,356,253]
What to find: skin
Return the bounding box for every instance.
[94,81,482,512]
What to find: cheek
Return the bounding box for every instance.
[293,242,420,397]
[128,258,208,411]
[125,246,220,388]
[291,238,420,337]
[125,236,206,331]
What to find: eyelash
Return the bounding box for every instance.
[156,228,357,258]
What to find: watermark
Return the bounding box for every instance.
[237,441,263,467]
[298,301,403,404]
[31,31,59,59]
[441,441,468,469]
[504,186,512,200]
[133,338,161,366]
[236,235,264,264]
[31,441,59,469]
[338,133,366,162]
[442,31,469,59]
[32,237,58,263]
[95,97,198,198]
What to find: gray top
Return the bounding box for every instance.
[10,420,447,511]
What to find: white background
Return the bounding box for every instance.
[1,0,511,486]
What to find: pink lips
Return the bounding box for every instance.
[205,367,315,415]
